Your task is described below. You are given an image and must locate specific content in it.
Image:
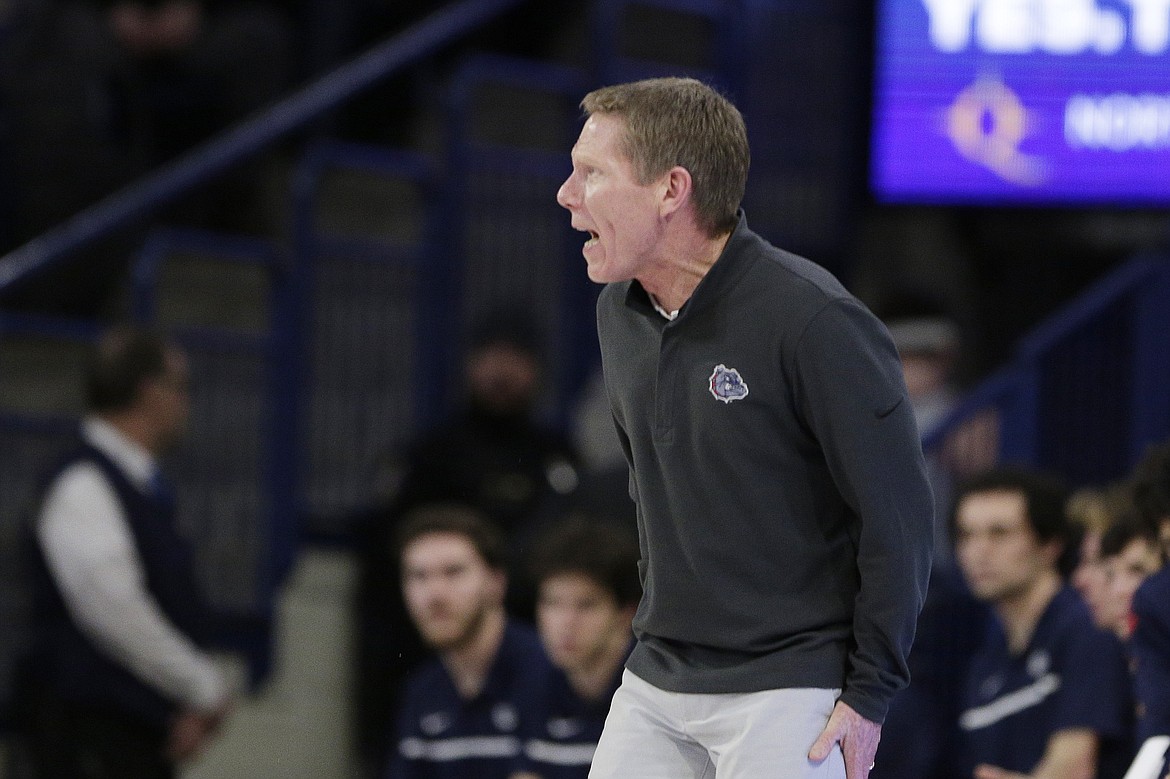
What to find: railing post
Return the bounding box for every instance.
[998,363,1041,466]
[1130,256,1170,464]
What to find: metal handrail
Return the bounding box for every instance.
[0,0,526,297]
[921,253,1170,471]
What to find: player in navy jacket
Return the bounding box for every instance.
[952,469,1134,779]
[1128,440,1170,777]
[386,505,550,779]
[512,518,640,779]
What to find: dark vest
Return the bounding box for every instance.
[24,439,211,728]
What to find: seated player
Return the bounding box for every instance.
[386,504,550,779]
[1128,440,1170,776]
[511,518,640,779]
[1097,514,1162,640]
[951,468,1134,779]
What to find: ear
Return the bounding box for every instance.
[658,165,692,219]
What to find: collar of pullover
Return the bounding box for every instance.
[624,210,757,325]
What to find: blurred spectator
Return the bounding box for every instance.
[1067,485,1128,628]
[388,304,580,550]
[386,504,550,779]
[512,517,639,779]
[951,468,1133,779]
[1097,515,1162,641]
[878,291,997,567]
[0,0,292,315]
[878,293,962,435]
[372,304,581,608]
[1128,440,1170,760]
[1132,439,1170,559]
[13,325,232,778]
[353,305,580,774]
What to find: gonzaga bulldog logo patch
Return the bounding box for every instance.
[709,364,749,403]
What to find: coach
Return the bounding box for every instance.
[556,77,934,779]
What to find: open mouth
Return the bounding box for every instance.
[584,230,599,248]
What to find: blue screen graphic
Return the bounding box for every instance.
[871,0,1170,204]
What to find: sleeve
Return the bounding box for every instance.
[793,298,935,723]
[36,462,228,712]
[1052,624,1132,741]
[1131,574,1170,741]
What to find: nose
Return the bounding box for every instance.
[556,171,578,210]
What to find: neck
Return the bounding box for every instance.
[994,570,1062,655]
[566,630,630,702]
[638,228,731,314]
[99,412,159,456]
[441,607,507,699]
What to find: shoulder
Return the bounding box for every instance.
[46,455,111,491]
[39,458,122,526]
[498,622,552,686]
[1133,566,1170,615]
[502,620,549,662]
[732,225,853,312]
[401,657,448,701]
[1041,587,1096,637]
[727,229,887,351]
[1044,589,1125,661]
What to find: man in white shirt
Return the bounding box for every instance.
[21,326,231,778]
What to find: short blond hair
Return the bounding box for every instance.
[582,77,749,238]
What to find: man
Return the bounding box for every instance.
[555,77,934,778]
[512,518,640,779]
[952,468,1133,779]
[1068,487,1126,631]
[1097,515,1162,640]
[388,305,580,538]
[387,504,551,779]
[21,326,231,778]
[1128,440,1170,773]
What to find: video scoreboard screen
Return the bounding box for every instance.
[871,0,1170,204]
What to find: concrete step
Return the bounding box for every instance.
[182,548,359,779]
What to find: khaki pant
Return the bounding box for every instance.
[589,670,845,779]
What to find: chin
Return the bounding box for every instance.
[585,262,609,284]
[588,263,630,285]
[553,644,582,663]
[969,583,999,601]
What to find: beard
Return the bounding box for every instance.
[419,598,490,652]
